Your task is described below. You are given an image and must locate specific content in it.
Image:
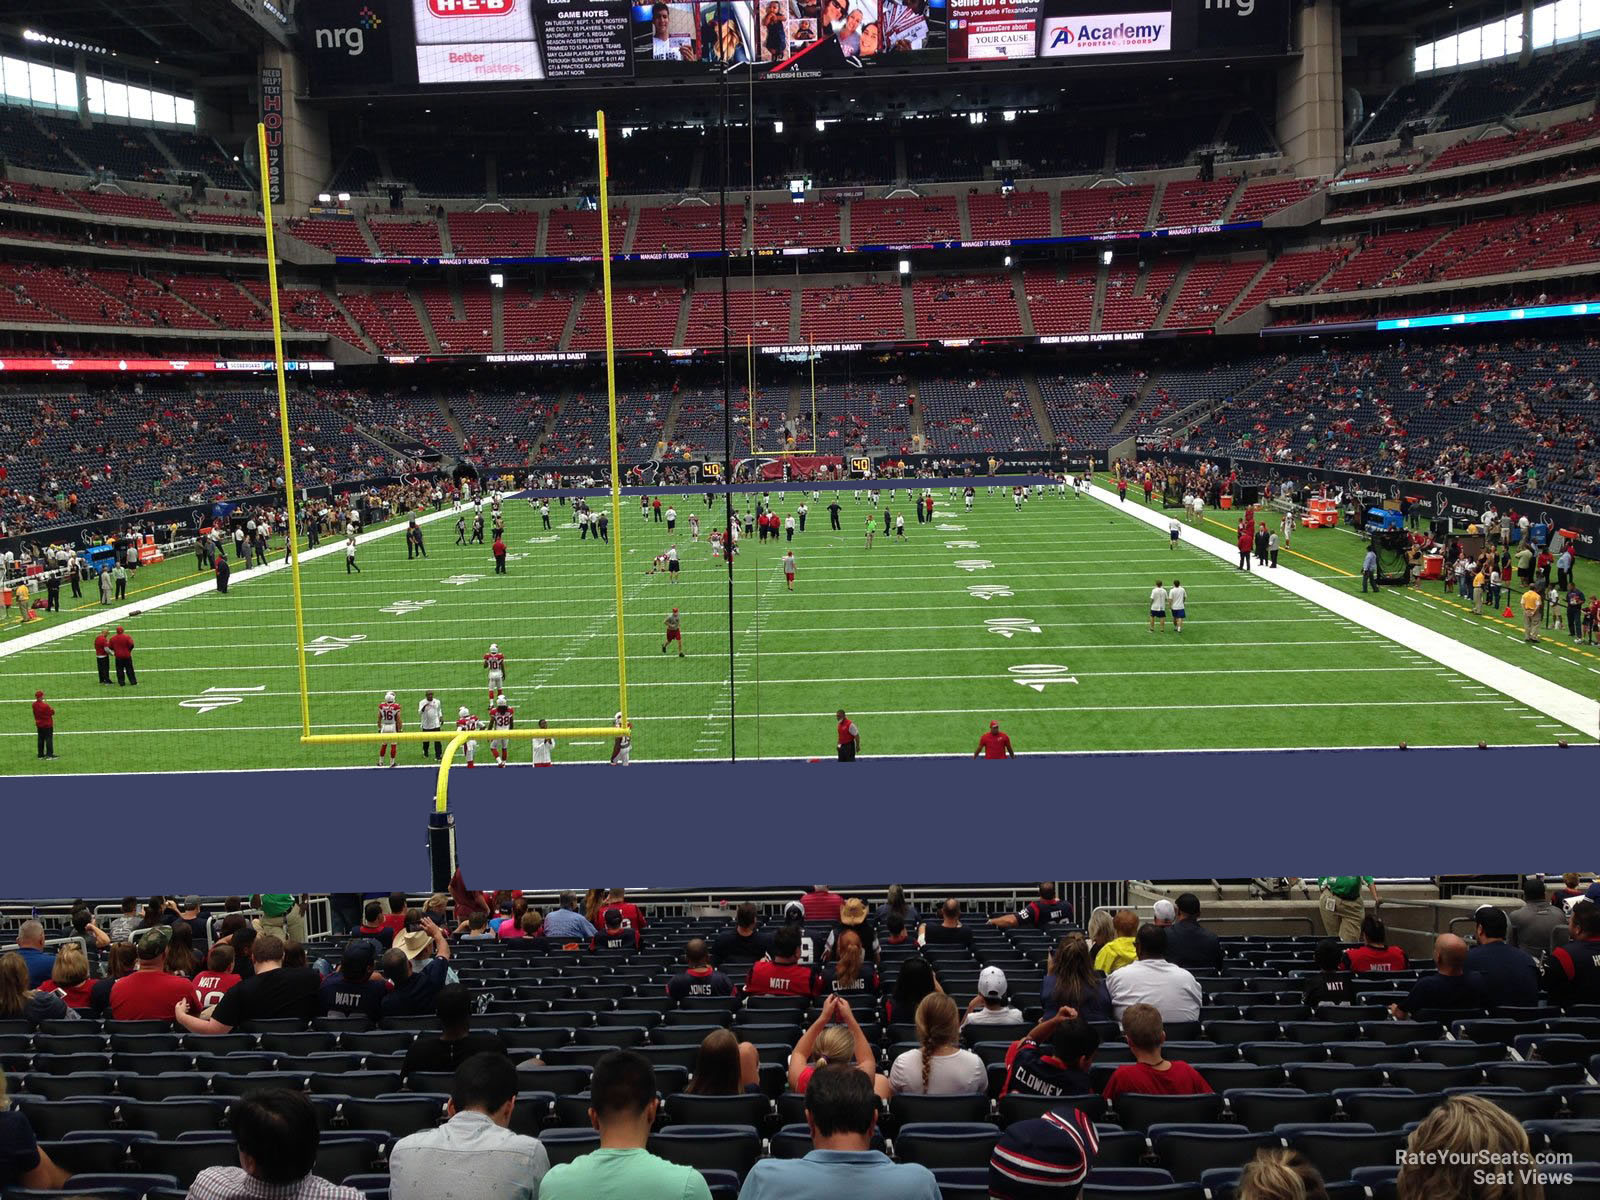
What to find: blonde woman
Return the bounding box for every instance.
[0,1067,71,1190]
[1085,908,1116,960]
[1238,1149,1329,1200]
[1396,1094,1546,1200]
[789,993,893,1100]
[37,942,94,1009]
[888,992,986,1095]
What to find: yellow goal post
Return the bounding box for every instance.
[256,116,631,814]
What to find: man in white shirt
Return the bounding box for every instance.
[1149,581,1168,632]
[1167,580,1187,634]
[666,505,677,533]
[962,966,1025,1028]
[390,1053,549,1200]
[1105,925,1202,1024]
[418,691,443,760]
[649,1,697,58]
[532,718,554,768]
[1168,516,1180,549]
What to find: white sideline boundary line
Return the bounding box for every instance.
[0,506,465,662]
[1089,483,1600,738]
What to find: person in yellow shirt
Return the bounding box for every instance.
[14,581,30,624]
[1093,908,1140,975]
[1522,586,1543,644]
[1472,566,1486,614]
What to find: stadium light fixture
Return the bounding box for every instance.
[1004,255,1013,267]
[489,273,505,288]
[1101,249,1114,266]
[815,119,826,132]
[317,193,332,204]
[1003,110,1017,122]
[898,259,910,275]
[337,192,351,203]
[774,120,784,133]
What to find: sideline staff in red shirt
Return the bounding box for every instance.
[32,690,55,759]
[836,710,860,761]
[976,720,1015,759]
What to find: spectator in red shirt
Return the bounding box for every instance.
[30,691,54,760]
[975,720,1014,759]
[492,536,507,574]
[36,943,93,1009]
[1340,916,1410,973]
[108,626,136,686]
[598,888,647,935]
[381,893,409,935]
[109,929,194,1020]
[800,886,843,924]
[93,630,111,685]
[1101,1004,1213,1104]
[190,944,243,1014]
[745,925,823,998]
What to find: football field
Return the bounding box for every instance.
[3,482,1595,776]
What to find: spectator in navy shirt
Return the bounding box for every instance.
[1466,907,1540,1009]
[711,903,770,966]
[667,938,732,1001]
[380,918,453,1019]
[988,883,1073,931]
[876,884,920,935]
[999,1007,1099,1099]
[319,940,389,1021]
[1390,935,1487,1019]
[1040,934,1113,1023]
[1163,893,1224,973]
[592,908,641,953]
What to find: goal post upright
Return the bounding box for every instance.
[597,108,630,734]
[256,121,312,741]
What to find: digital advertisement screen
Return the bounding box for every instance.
[297,0,1286,91]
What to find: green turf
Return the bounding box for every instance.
[3,482,1592,775]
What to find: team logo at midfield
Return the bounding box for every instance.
[952,559,995,572]
[967,584,1013,599]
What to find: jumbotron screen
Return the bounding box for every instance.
[299,0,1288,89]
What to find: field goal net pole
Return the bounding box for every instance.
[258,120,631,860]
[256,122,313,742]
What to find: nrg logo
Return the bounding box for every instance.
[1204,0,1256,14]
[314,5,382,56]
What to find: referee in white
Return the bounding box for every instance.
[418,690,443,759]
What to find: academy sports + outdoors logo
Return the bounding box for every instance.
[1040,9,1170,56]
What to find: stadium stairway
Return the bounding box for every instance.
[1010,270,1035,337]
[412,294,443,354]
[1022,375,1054,446]
[327,294,379,355]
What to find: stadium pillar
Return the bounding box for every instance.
[258,45,331,213]
[1275,0,1344,178]
[427,811,455,894]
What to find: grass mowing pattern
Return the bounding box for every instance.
[2,483,1591,774]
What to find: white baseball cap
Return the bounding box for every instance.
[978,966,1009,1001]
[1153,899,1177,922]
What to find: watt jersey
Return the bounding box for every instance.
[377,701,400,731]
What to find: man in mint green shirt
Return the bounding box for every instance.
[540,1050,712,1200]
[739,1065,939,1199]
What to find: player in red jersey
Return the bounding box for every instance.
[488,696,516,767]
[377,690,402,766]
[457,706,480,768]
[975,719,1014,759]
[483,643,505,703]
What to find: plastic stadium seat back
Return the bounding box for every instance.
[929,1166,989,1199]
[1350,1166,1400,1200]
[1485,1062,1586,1090]
[210,1071,307,1098]
[402,1071,456,1094]
[1562,1088,1600,1118]
[1243,1042,1324,1067]
[1360,1020,1442,1045]
[1093,1129,1149,1168]
[1161,1042,1237,1065]
[1194,1064,1284,1092]
[699,1167,740,1199]
[647,1123,763,1179]
[180,1033,254,1055]
[960,1022,1030,1048]
[997,1092,1106,1126]
[1325,1041,1402,1067]
[892,1122,1003,1170]
[1340,1089,1447,1127]
[501,1027,574,1054]
[1111,1092,1225,1133]
[575,1024,650,1049]
[313,1136,385,1182]
[551,1092,594,1128]
[34,1053,114,1075]
[539,1128,602,1166]
[515,1065,592,1095]
[36,1140,129,1176]
[1287,1063,1385,1092]
[119,1099,230,1139]
[506,1091,554,1137]
[543,1046,615,1068]
[1526,1121,1600,1161]
[1204,1021,1279,1045]
[1413,1039,1507,1066]
[663,1092,772,1129]
[1082,1183,1204,1200]
[23,1073,125,1101]
[1532,1038,1600,1067]
[1287,1129,1409,1182]
[1282,1022,1358,1044]
[338,1032,414,1054]
[341,1095,446,1139]
[130,1139,241,1186]
[1152,1129,1277,1182]
[237,1019,308,1034]
[15,1098,118,1138]
[771,1123,814,1160]
[1386,1063,1485,1091]
[1451,1087,1561,1121]
[310,1071,403,1098]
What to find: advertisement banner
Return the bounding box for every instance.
[948,0,1040,61]
[1039,7,1170,56]
[299,0,397,89]
[259,67,284,204]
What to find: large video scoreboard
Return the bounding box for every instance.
[301,0,1291,91]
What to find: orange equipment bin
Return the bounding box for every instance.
[1421,554,1444,580]
[1306,497,1339,528]
[1219,495,1233,510]
[137,534,164,565]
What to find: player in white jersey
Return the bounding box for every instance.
[378,691,401,766]
[488,698,515,767]
[1168,516,1181,549]
[457,707,480,767]
[689,512,700,541]
[1149,581,1169,632]
[484,643,505,701]
[611,711,631,765]
[532,717,554,767]
[1281,509,1293,548]
[1168,579,1187,633]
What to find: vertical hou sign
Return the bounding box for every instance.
[260,66,285,204]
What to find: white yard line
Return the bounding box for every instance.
[1090,484,1600,738]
